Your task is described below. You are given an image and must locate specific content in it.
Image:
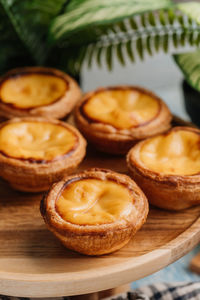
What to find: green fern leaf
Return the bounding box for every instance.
[146,36,152,56]
[148,11,156,26]
[96,46,103,67]
[172,32,178,48]
[167,8,175,25]
[87,44,96,68]
[129,18,138,30]
[116,43,125,66]
[188,31,196,46]
[141,14,146,28]
[154,34,160,52]
[159,10,166,26]
[177,14,185,27]
[109,26,118,34]
[106,45,113,70]
[49,0,200,74]
[126,40,135,62]
[136,38,144,60]
[77,46,88,70]
[180,31,186,46]
[96,47,104,67]
[117,21,127,32]
[163,34,169,52]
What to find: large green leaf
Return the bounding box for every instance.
[50,0,173,45]
[48,0,200,76]
[174,50,200,92]
[0,0,67,64]
[1,0,200,78]
[54,10,200,75]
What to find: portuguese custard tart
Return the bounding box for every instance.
[41,168,148,255]
[127,126,200,210]
[0,67,81,120]
[75,86,172,154]
[0,117,86,192]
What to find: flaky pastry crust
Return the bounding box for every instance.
[41,168,149,255]
[0,67,81,120]
[0,117,86,192]
[127,127,200,210]
[75,86,172,154]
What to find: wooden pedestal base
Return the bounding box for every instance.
[70,284,130,299]
[190,252,200,274]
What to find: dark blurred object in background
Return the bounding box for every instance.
[183,80,200,127]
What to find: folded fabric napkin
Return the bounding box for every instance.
[1,282,200,300]
[112,282,200,300]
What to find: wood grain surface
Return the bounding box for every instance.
[0,116,200,298]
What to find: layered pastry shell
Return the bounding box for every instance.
[0,66,81,120]
[0,117,86,192]
[127,126,200,210]
[75,86,172,154]
[41,168,149,255]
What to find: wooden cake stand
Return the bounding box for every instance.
[0,117,200,299]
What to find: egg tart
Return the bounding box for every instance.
[0,67,81,120]
[41,168,148,255]
[75,86,172,154]
[0,117,86,192]
[127,127,200,210]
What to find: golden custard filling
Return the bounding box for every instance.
[0,73,67,109]
[56,178,133,225]
[0,122,77,161]
[83,89,160,129]
[140,129,200,175]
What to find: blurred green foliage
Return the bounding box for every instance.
[0,0,200,90]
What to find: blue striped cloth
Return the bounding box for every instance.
[132,245,200,289]
[1,282,200,300]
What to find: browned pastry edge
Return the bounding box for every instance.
[40,168,149,255]
[0,117,86,192]
[127,126,200,211]
[0,66,82,120]
[74,85,172,154]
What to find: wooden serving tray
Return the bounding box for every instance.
[0,116,200,298]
